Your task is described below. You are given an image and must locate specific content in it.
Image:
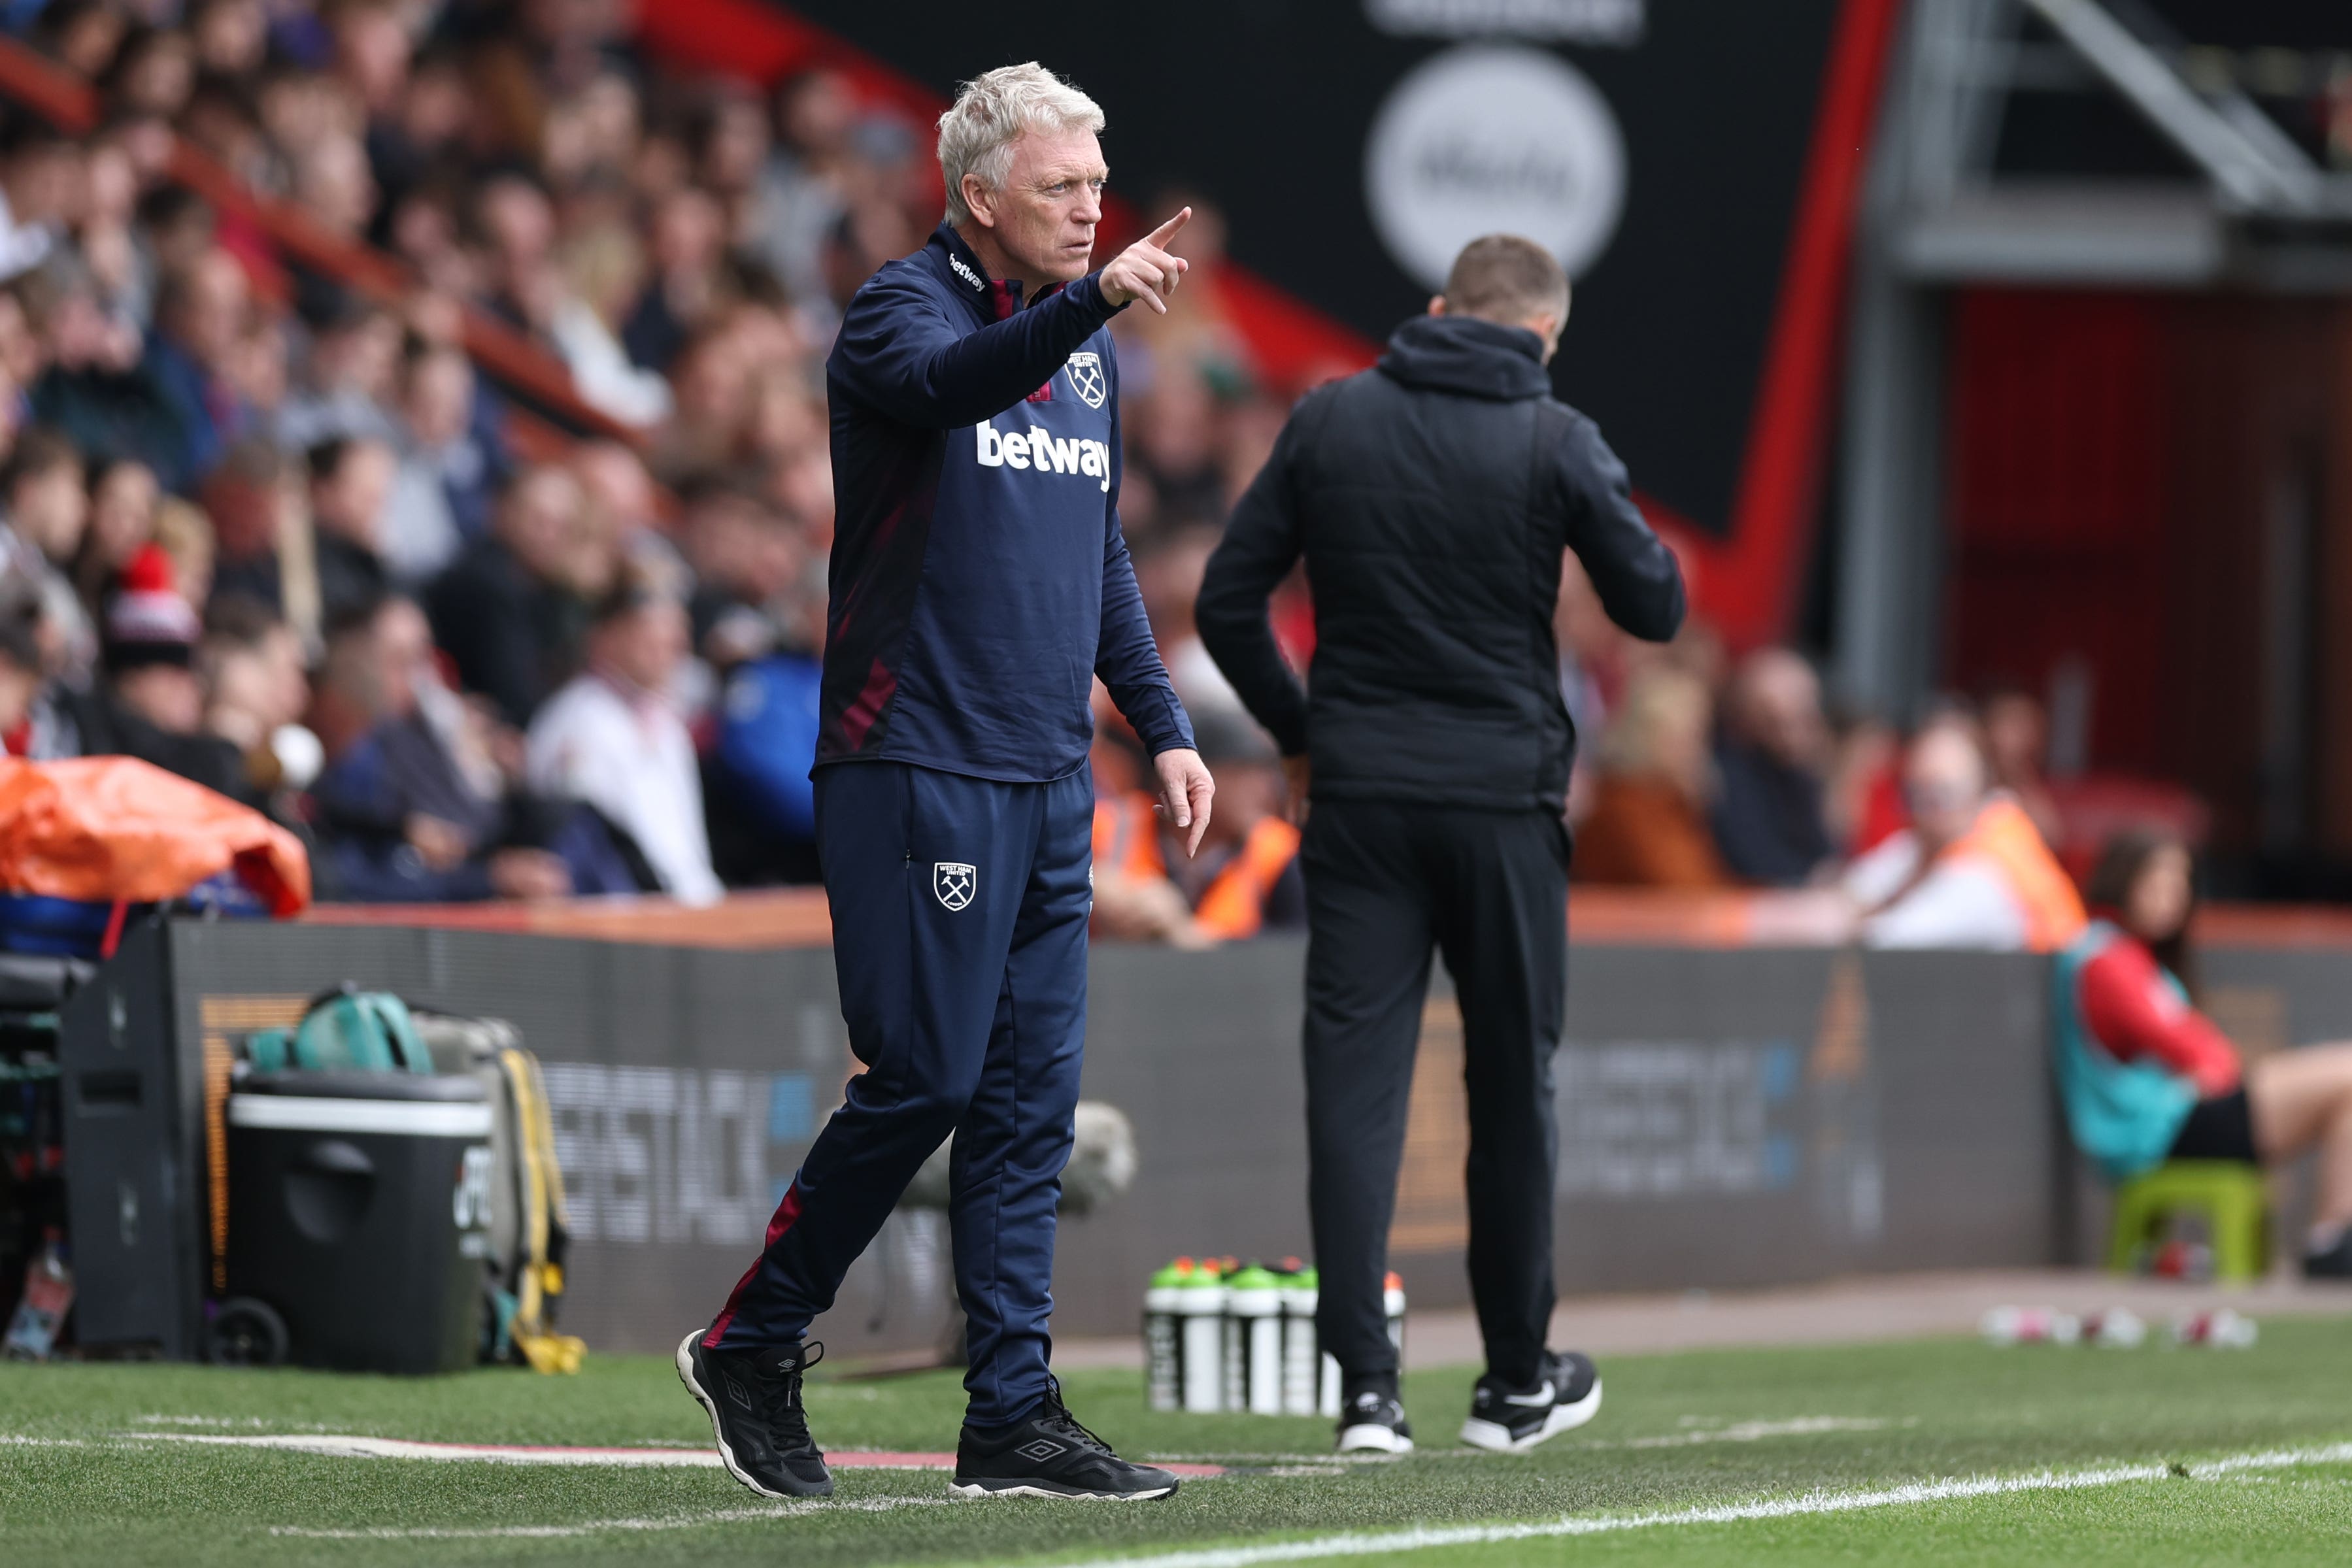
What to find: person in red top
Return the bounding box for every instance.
[2077,831,2352,1277]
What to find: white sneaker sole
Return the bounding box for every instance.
[675,1331,828,1499]
[947,1480,1177,1501]
[1460,1377,1604,1453]
[1335,1424,1416,1455]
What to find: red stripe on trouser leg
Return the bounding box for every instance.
[702,1180,805,1349]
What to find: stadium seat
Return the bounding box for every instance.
[2106,1160,2270,1282]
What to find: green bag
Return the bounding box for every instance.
[243,986,436,1075]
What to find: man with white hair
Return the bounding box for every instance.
[678,63,1210,1503]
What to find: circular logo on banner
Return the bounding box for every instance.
[1364,44,1628,291]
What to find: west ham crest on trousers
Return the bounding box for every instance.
[933,861,977,911]
[1065,352,1107,409]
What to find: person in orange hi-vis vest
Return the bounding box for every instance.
[1843,718,2086,952]
[1090,720,1302,942]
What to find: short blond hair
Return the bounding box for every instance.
[1443,234,1571,326]
[937,63,1105,227]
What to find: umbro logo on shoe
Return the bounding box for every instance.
[1015,1439,1068,1462]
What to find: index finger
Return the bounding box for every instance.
[1145,207,1192,246]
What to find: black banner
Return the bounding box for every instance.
[779,0,1845,542]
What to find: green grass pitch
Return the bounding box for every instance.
[6,1317,2352,1567]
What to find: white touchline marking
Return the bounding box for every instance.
[1623,1417,1890,1448]
[1052,1440,2352,1568]
[126,1431,1224,1477]
[130,1433,732,1468]
[269,1496,957,1539]
[0,1435,84,1446]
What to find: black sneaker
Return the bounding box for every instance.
[950,1380,1179,1500]
[2305,1231,2352,1280]
[1460,1350,1602,1453]
[675,1331,833,1497]
[1336,1378,1415,1454]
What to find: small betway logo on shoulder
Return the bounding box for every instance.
[949,254,985,292]
[977,418,1111,492]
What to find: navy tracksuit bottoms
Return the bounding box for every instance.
[704,761,1092,1428]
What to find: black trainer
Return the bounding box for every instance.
[2306,1231,2352,1280]
[1460,1350,1603,1453]
[675,1331,833,1497]
[950,1380,1179,1500]
[1335,1378,1415,1455]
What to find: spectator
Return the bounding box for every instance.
[525,562,722,905]
[274,295,401,450]
[202,439,320,643]
[1087,729,1213,948]
[34,544,252,799]
[1134,525,1245,722]
[750,69,857,305]
[1983,683,2064,847]
[22,263,180,480]
[98,548,207,737]
[382,341,496,580]
[0,118,79,284]
[73,454,159,613]
[1166,715,1303,939]
[200,592,314,785]
[1127,361,1226,527]
[1710,646,1833,887]
[144,247,254,486]
[620,184,726,374]
[679,471,803,667]
[1573,665,1732,888]
[0,425,93,680]
[151,494,216,608]
[307,594,587,903]
[0,580,42,750]
[1843,719,2086,951]
[704,619,822,888]
[426,461,591,727]
[2057,830,2352,1278]
[305,434,394,622]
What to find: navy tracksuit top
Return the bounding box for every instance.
[817,223,1194,780]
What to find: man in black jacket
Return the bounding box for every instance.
[1198,235,1685,1458]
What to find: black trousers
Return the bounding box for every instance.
[1301,799,1568,1390]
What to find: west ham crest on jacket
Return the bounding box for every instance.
[1065,352,1107,409]
[933,861,977,910]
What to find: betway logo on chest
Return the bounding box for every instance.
[976,418,1112,492]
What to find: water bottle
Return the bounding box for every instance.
[3,1229,73,1362]
[1279,1262,1320,1416]
[1979,1305,2081,1346]
[1143,1259,1190,1411]
[1179,1259,1227,1412]
[1225,1265,1285,1414]
[2173,1309,2258,1348]
[2081,1308,2147,1348]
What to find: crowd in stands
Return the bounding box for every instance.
[0,0,2209,949]
[0,0,1327,929]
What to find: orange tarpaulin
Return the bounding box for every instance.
[0,756,310,916]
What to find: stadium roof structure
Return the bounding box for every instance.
[1833,0,2352,720]
[1884,0,2352,290]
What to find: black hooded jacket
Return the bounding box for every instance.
[1198,313,1685,812]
